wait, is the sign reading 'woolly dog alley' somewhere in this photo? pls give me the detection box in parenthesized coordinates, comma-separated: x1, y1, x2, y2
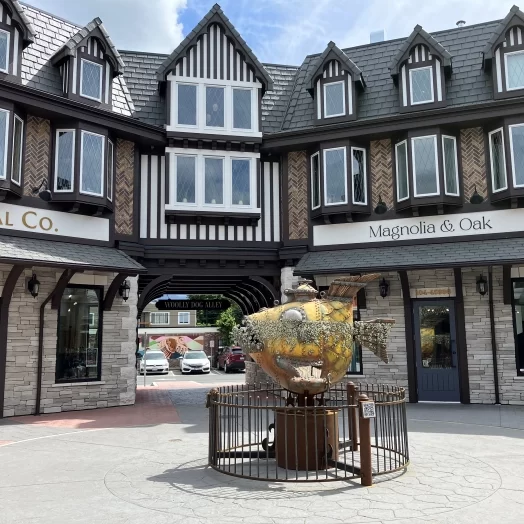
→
(313, 208, 524, 247)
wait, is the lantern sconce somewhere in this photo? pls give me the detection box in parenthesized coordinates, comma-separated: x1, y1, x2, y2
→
(119, 279, 131, 302)
(27, 273, 40, 298)
(379, 278, 389, 299)
(476, 275, 488, 296)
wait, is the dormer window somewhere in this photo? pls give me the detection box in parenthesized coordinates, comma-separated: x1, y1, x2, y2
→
(324, 81, 345, 117)
(80, 59, 103, 102)
(409, 66, 434, 105)
(505, 50, 524, 91)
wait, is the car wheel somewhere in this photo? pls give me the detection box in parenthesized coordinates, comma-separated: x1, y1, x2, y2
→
(224, 363, 228, 373)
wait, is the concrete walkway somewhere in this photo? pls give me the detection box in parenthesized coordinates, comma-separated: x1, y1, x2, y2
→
(0, 384, 523, 524)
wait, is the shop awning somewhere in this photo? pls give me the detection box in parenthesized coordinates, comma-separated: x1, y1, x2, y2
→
(0, 235, 145, 274)
(295, 238, 524, 275)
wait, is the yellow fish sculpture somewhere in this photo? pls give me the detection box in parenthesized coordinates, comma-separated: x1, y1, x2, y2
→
(233, 274, 394, 396)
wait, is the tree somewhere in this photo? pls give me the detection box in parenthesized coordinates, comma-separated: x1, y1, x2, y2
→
(187, 294, 224, 325)
(216, 304, 243, 345)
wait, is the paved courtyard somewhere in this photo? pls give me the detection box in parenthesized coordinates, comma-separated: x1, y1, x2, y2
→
(0, 376, 523, 524)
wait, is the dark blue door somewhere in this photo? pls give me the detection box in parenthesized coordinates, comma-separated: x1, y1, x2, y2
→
(413, 300, 460, 402)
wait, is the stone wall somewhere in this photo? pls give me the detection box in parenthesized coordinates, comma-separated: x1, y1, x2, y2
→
(245, 361, 278, 389)
(3, 268, 138, 417)
(280, 266, 300, 303)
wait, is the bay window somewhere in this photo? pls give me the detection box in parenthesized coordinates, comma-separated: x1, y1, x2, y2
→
(54, 130, 75, 192)
(177, 83, 197, 126)
(351, 147, 367, 205)
(80, 131, 105, 196)
(204, 157, 224, 205)
(0, 103, 25, 196)
(412, 136, 439, 197)
(231, 159, 251, 206)
(324, 147, 347, 205)
(80, 59, 103, 102)
(311, 152, 320, 209)
(396, 140, 409, 201)
(232, 88, 252, 130)
(11, 115, 23, 186)
(489, 128, 507, 193)
(56, 286, 102, 383)
(107, 140, 114, 201)
(206, 86, 225, 128)
(442, 135, 459, 196)
(509, 124, 524, 188)
(0, 108, 8, 180)
(175, 155, 196, 204)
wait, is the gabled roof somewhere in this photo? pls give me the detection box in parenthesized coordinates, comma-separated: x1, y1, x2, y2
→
(156, 3, 274, 91)
(483, 5, 524, 67)
(6, 0, 35, 46)
(304, 41, 365, 93)
(50, 17, 125, 76)
(389, 24, 452, 80)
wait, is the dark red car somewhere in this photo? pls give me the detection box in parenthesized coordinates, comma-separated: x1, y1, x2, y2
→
(217, 347, 246, 373)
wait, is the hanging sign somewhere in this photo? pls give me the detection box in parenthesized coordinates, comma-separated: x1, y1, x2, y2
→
(156, 299, 230, 311)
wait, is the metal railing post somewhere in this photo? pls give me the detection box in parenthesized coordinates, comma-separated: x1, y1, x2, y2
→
(358, 393, 373, 487)
(347, 382, 359, 451)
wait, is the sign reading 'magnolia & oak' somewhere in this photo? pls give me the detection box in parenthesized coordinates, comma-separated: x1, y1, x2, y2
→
(0, 203, 109, 242)
(313, 208, 524, 247)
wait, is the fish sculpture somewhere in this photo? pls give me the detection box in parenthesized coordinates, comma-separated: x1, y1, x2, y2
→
(233, 274, 394, 396)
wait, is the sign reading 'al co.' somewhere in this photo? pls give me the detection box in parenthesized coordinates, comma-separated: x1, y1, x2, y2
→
(0, 203, 109, 242)
(313, 208, 524, 247)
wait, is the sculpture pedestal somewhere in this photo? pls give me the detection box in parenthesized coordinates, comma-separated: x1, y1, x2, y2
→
(275, 408, 339, 471)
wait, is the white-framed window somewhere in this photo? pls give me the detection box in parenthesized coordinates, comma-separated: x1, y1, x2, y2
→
(178, 312, 190, 324)
(509, 123, 524, 188)
(107, 140, 114, 201)
(11, 115, 23, 186)
(206, 85, 225, 128)
(311, 152, 320, 209)
(409, 66, 434, 105)
(396, 140, 409, 201)
(54, 129, 75, 192)
(323, 81, 345, 118)
(80, 59, 103, 102)
(505, 50, 524, 91)
(150, 312, 170, 325)
(351, 147, 367, 205)
(489, 128, 508, 192)
(177, 83, 198, 126)
(167, 149, 259, 212)
(442, 135, 459, 196)
(80, 130, 105, 197)
(0, 109, 8, 180)
(0, 29, 10, 74)
(232, 87, 252, 130)
(411, 135, 440, 197)
(323, 147, 347, 206)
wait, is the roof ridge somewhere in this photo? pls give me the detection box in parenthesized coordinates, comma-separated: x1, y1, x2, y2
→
(262, 62, 300, 69)
(119, 49, 170, 58)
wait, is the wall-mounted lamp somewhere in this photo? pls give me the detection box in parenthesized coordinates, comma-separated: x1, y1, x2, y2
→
(469, 185, 484, 205)
(379, 278, 389, 298)
(374, 195, 388, 215)
(119, 280, 131, 302)
(31, 179, 53, 202)
(27, 273, 40, 298)
(476, 274, 488, 296)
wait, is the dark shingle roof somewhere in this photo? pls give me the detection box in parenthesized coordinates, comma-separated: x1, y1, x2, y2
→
(0, 235, 145, 273)
(10, 0, 35, 44)
(295, 238, 524, 275)
(483, 5, 524, 60)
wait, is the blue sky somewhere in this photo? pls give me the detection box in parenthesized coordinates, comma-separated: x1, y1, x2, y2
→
(24, 0, 516, 65)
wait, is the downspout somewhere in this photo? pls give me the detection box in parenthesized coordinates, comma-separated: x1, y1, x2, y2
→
(488, 266, 501, 405)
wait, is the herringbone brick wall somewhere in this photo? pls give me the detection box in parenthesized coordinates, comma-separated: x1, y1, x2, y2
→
(115, 139, 135, 236)
(288, 151, 308, 240)
(23, 116, 51, 197)
(370, 139, 393, 209)
(461, 127, 487, 202)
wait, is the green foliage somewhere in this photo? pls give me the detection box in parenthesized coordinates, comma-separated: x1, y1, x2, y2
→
(187, 294, 224, 325)
(216, 304, 243, 345)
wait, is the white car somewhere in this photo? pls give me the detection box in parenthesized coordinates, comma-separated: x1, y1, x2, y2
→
(139, 351, 170, 374)
(180, 351, 211, 374)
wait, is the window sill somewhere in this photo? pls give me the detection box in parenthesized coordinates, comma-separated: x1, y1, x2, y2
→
(52, 381, 105, 387)
(165, 208, 261, 226)
(513, 376, 524, 381)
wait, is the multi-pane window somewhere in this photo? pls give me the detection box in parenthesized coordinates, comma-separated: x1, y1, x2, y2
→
(505, 51, 524, 91)
(54, 130, 75, 192)
(233, 88, 252, 130)
(351, 147, 367, 205)
(442, 136, 459, 196)
(80, 59, 103, 102)
(412, 135, 439, 196)
(0, 29, 9, 73)
(80, 131, 105, 196)
(175, 155, 196, 204)
(0, 109, 8, 180)
(409, 66, 434, 105)
(150, 312, 170, 325)
(396, 140, 409, 201)
(56, 286, 101, 383)
(11, 116, 23, 186)
(204, 157, 224, 205)
(178, 312, 190, 324)
(206, 86, 225, 127)
(231, 159, 250, 206)
(324, 81, 345, 117)
(107, 140, 114, 201)
(509, 124, 524, 187)
(512, 279, 524, 376)
(489, 128, 507, 192)
(178, 84, 197, 126)
(323, 147, 347, 205)
(311, 152, 320, 209)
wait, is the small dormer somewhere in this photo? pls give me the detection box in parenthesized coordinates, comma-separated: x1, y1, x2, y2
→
(483, 5, 524, 100)
(389, 25, 452, 112)
(0, 0, 35, 82)
(304, 42, 365, 124)
(51, 18, 125, 109)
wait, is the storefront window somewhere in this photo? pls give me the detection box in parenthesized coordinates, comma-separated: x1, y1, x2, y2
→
(512, 279, 524, 376)
(56, 286, 102, 382)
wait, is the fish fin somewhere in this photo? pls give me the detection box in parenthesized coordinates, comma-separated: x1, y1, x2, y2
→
(353, 319, 395, 364)
(327, 274, 381, 300)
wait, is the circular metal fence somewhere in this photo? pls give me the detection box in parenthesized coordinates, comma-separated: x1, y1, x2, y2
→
(207, 382, 409, 483)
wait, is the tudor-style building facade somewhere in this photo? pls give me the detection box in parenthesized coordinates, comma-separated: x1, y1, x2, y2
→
(2, 2, 524, 417)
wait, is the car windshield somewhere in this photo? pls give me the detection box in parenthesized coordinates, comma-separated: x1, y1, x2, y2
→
(184, 351, 207, 360)
(231, 348, 243, 353)
(145, 353, 165, 360)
